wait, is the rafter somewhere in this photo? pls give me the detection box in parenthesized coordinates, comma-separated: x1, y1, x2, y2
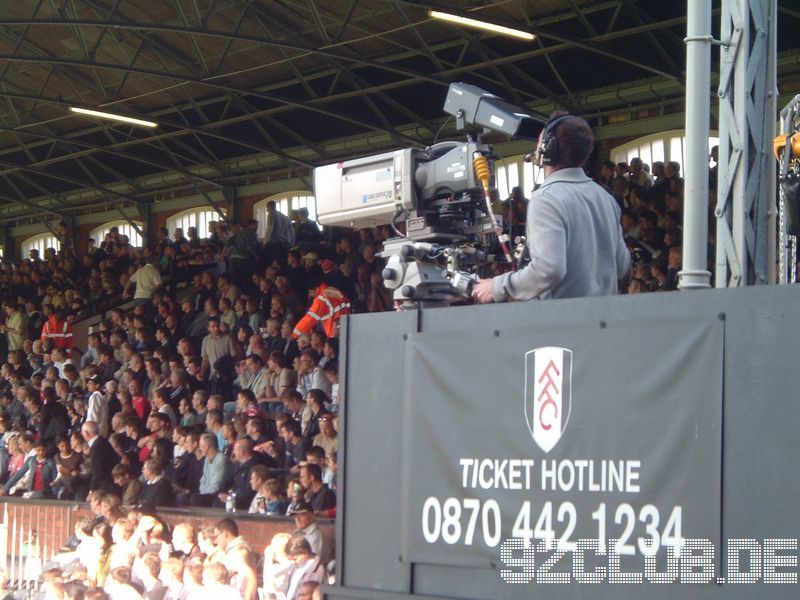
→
(0, 53, 427, 146)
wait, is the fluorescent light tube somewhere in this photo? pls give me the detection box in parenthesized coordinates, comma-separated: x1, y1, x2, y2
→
(69, 106, 158, 128)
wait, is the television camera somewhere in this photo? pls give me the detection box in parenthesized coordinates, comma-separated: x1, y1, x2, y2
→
(313, 82, 547, 307)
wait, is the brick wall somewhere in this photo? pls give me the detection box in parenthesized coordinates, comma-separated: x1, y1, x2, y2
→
(0, 499, 333, 565)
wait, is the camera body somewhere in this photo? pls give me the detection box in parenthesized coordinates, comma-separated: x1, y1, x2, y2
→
(313, 82, 547, 307)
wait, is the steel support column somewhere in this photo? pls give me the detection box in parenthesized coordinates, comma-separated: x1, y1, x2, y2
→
(137, 201, 154, 249)
(225, 186, 239, 224)
(679, 0, 712, 290)
(715, 0, 777, 287)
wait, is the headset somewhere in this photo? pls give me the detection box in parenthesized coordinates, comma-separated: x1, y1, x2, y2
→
(536, 114, 574, 166)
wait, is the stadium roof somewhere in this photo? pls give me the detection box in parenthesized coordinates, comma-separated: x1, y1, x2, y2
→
(0, 0, 798, 223)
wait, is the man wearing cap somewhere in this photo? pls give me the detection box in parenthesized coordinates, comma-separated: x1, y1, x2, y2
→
(289, 501, 334, 566)
(300, 252, 322, 283)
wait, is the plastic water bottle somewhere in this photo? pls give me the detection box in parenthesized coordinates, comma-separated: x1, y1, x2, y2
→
(225, 489, 236, 513)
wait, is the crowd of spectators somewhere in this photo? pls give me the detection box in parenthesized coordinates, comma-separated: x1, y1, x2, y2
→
(0, 208, 392, 598)
(32, 507, 331, 599)
(0, 152, 705, 597)
(593, 154, 713, 293)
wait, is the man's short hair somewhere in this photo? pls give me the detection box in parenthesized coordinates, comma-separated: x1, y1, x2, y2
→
(215, 518, 238, 537)
(554, 115, 594, 168)
(282, 390, 303, 404)
(281, 419, 301, 437)
(302, 463, 323, 482)
(300, 349, 319, 363)
(246, 417, 264, 434)
(111, 464, 130, 478)
(200, 432, 218, 450)
(151, 413, 171, 427)
(306, 446, 325, 462)
(236, 437, 254, 454)
(143, 459, 164, 476)
(251, 465, 270, 482)
(238, 389, 256, 405)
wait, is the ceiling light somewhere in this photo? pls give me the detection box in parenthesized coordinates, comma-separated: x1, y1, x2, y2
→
(69, 106, 158, 128)
(429, 10, 535, 41)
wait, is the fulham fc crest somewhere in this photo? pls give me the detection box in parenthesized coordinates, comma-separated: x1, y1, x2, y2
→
(524, 346, 572, 453)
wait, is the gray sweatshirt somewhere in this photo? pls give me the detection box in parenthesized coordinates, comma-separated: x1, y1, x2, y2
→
(492, 168, 631, 301)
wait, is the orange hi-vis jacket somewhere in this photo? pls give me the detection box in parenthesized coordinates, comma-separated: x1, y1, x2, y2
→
(41, 315, 74, 350)
(293, 285, 351, 339)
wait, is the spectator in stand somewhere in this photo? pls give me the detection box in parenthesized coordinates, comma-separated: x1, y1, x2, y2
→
(112, 464, 142, 505)
(264, 201, 294, 262)
(302, 391, 328, 439)
(83, 421, 117, 495)
(124, 256, 162, 311)
(312, 413, 337, 459)
(234, 353, 268, 402)
(138, 458, 175, 507)
(628, 157, 654, 189)
(271, 537, 325, 599)
(264, 352, 296, 410)
(200, 316, 238, 394)
(215, 438, 266, 510)
(664, 161, 684, 194)
(85, 375, 110, 438)
(299, 463, 335, 517)
(295, 351, 331, 398)
(2, 301, 28, 354)
(191, 432, 231, 507)
(1, 439, 56, 497)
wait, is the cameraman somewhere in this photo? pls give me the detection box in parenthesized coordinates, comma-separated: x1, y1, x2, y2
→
(472, 114, 630, 303)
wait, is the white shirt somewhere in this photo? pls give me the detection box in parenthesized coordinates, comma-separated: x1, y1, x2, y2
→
(130, 263, 163, 300)
(86, 391, 109, 437)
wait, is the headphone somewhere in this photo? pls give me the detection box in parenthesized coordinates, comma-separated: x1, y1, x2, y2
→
(536, 114, 574, 166)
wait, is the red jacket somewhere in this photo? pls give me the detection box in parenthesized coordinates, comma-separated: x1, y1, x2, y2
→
(41, 315, 74, 350)
(293, 285, 351, 339)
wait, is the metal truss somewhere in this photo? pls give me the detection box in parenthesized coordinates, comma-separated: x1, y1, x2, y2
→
(0, 0, 793, 226)
(715, 0, 778, 287)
